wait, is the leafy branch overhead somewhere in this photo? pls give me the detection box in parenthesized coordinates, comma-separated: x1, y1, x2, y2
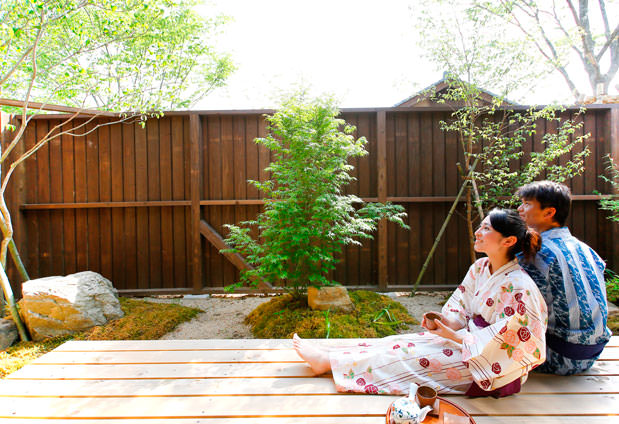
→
(224, 95, 408, 299)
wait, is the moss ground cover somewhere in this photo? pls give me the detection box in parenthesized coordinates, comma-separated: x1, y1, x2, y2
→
(246, 290, 418, 339)
(0, 297, 202, 378)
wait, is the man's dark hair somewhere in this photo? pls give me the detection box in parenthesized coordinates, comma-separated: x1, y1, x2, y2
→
(516, 181, 571, 226)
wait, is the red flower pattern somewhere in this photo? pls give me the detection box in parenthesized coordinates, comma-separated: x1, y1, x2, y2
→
(458, 285, 466, 293)
(517, 302, 526, 315)
(364, 384, 378, 394)
(480, 380, 491, 389)
(356, 377, 366, 386)
(517, 327, 531, 342)
(443, 348, 453, 357)
(392, 344, 400, 349)
(486, 298, 494, 307)
(407, 342, 415, 347)
(514, 292, 523, 302)
(499, 326, 508, 334)
(504, 306, 515, 316)
(491, 362, 501, 374)
(419, 358, 430, 368)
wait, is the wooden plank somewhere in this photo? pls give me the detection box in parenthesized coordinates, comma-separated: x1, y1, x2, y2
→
(110, 120, 125, 288)
(48, 119, 64, 276)
(473, 418, 619, 424)
(85, 121, 101, 273)
(99, 120, 113, 279)
(35, 119, 52, 276)
(377, 111, 387, 288)
(6, 362, 314, 379)
(135, 121, 150, 289)
(221, 115, 236, 286)
(122, 122, 138, 289)
(3, 372, 617, 397)
(147, 118, 162, 288)
(61, 119, 77, 275)
(433, 112, 446, 285)
(446, 394, 619, 416)
(73, 119, 88, 272)
(232, 116, 247, 283)
(207, 116, 223, 288)
(358, 113, 373, 284)
(159, 117, 174, 289)
(0, 393, 617, 419)
(23, 122, 40, 277)
(0, 419, 384, 424)
(189, 114, 202, 292)
(171, 116, 187, 288)
(0, 395, 396, 419)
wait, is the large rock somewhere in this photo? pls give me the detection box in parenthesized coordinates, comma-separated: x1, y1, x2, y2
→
(0, 318, 18, 350)
(19, 271, 124, 341)
(307, 286, 354, 313)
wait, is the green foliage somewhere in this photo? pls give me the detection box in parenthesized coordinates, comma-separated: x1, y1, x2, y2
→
(598, 156, 619, 222)
(224, 95, 408, 298)
(1, 0, 234, 112)
(245, 290, 417, 339)
(435, 75, 589, 212)
(606, 269, 619, 304)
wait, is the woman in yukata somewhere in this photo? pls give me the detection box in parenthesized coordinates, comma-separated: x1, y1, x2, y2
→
(293, 208, 548, 397)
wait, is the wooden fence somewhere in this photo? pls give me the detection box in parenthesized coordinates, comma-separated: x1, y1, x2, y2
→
(1, 105, 618, 297)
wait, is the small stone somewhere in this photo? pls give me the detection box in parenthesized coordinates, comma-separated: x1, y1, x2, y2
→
(0, 318, 18, 350)
(307, 286, 354, 313)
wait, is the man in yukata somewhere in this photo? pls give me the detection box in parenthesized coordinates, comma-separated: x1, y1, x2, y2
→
(516, 180, 611, 375)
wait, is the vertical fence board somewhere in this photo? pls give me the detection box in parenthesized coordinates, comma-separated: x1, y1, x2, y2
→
(134, 124, 149, 289)
(49, 120, 64, 276)
(36, 120, 52, 276)
(159, 117, 174, 289)
(122, 122, 137, 290)
(99, 122, 112, 280)
(110, 121, 124, 289)
(147, 119, 162, 289)
(171, 116, 187, 288)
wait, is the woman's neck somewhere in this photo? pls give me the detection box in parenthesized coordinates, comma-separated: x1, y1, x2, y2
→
(486, 254, 512, 275)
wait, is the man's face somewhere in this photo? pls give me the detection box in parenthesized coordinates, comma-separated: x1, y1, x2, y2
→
(517, 197, 556, 232)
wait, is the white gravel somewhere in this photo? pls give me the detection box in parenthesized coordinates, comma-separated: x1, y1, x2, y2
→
(143, 291, 452, 340)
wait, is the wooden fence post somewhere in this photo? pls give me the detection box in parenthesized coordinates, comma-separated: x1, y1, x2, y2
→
(377, 110, 388, 289)
(610, 106, 619, 270)
(189, 114, 202, 293)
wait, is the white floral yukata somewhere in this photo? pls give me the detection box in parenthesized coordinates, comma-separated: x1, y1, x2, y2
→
(329, 258, 548, 395)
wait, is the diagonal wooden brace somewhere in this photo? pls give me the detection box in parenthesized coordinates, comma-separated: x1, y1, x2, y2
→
(199, 219, 272, 290)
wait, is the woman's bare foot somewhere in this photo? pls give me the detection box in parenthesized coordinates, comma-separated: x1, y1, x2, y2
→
(292, 333, 331, 375)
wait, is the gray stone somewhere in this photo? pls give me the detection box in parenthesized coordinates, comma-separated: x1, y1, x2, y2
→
(0, 318, 18, 350)
(19, 271, 124, 341)
(307, 286, 354, 313)
(608, 301, 619, 318)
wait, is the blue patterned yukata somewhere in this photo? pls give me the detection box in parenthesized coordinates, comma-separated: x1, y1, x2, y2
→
(518, 227, 611, 375)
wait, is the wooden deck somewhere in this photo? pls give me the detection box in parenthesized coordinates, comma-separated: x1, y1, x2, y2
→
(0, 337, 617, 423)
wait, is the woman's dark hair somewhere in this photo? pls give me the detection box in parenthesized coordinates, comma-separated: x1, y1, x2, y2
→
(488, 208, 541, 262)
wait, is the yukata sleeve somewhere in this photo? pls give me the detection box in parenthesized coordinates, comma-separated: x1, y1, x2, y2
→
(441, 262, 479, 329)
(460, 278, 548, 391)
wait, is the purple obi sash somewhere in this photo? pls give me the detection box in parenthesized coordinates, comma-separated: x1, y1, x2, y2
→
(464, 314, 522, 398)
(546, 333, 607, 361)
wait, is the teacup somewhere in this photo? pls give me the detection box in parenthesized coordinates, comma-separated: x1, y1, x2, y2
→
(416, 385, 437, 409)
(423, 312, 442, 330)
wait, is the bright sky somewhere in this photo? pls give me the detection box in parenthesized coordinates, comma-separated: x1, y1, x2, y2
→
(196, 0, 617, 110)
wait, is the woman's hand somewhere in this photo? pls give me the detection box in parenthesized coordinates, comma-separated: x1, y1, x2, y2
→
(428, 319, 463, 344)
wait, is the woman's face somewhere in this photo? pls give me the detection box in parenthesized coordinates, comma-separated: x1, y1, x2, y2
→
(474, 216, 507, 255)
